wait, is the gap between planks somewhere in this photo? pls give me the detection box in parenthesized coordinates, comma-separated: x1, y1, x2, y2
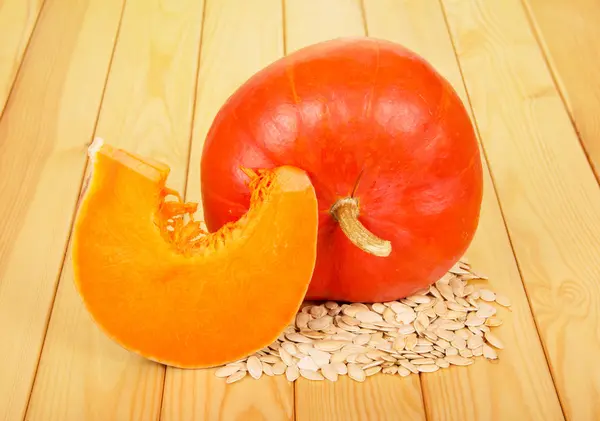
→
(518, 0, 600, 185)
(436, 0, 565, 413)
(0, 0, 46, 119)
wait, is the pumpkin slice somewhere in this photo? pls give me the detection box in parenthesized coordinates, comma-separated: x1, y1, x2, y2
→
(72, 140, 319, 368)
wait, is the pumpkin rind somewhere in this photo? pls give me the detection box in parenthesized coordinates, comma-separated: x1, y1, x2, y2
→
(72, 142, 319, 368)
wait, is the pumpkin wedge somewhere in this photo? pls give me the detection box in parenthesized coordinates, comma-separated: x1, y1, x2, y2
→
(72, 140, 319, 368)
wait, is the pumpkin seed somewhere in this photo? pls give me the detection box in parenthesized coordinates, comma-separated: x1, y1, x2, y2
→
(343, 303, 369, 317)
(383, 366, 398, 375)
(406, 334, 418, 351)
(371, 303, 387, 314)
(356, 310, 384, 323)
(398, 366, 411, 377)
(393, 335, 407, 351)
(445, 347, 459, 356)
(412, 358, 435, 365)
(308, 316, 332, 330)
(325, 301, 338, 310)
(262, 363, 274, 376)
(260, 355, 281, 364)
(398, 325, 416, 335)
(332, 361, 348, 375)
(296, 313, 310, 329)
(465, 314, 485, 327)
(407, 294, 431, 304)
(216, 365, 241, 378)
(444, 355, 474, 366)
(485, 332, 504, 349)
(297, 343, 314, 355)
(479, 289, 496, 302)
(476, 302, 497, 319)
(321, 364, 339, 381)
(451, 337, 467, 351)
(467, 335, 484, 350)
(226, 370, 247, 383)
(483, 344, 498, 360)
(356, 354, 373, 364)
(282, 342, 298, 356)
(310, 305, 328, 318)
(459, 349, 473, 358)
(286, 365, 300, 381)
(247, 356, 263, 379)
(435, 358, 450, 368)
(348, 364, 366, 382)
(399, 360, 419, 374)
(391, 302, 413, 314)
(300, 369, 324, 381)
(495, 294, 511, 307)
(485, 317, 503, 327)
(417, 364, 440, 373)
(365, 366, 382, 376)
(272, 362, 286, 375)
(286, 332, 313, 343)
(308, 348, 331, 366)
(314, 340, 347, 352)
(363, 360, 384, 370)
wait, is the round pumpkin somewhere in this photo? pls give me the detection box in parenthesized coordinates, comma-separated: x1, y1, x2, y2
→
(200, 37, 483, 303)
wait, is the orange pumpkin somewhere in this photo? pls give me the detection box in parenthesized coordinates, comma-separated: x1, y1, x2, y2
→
(72, 140, 319, 368)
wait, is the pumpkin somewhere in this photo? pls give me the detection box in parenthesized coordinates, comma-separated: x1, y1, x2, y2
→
(72, 140, 319, 368)
(200, 37, 483, 303)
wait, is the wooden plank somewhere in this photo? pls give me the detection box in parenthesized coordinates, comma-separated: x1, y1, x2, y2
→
(296, 376, 425, 421)
(0, 0, 44, 116)
(523, 0, 600, 177)
(363, 1, 564, 420)
(441, 0, 600, 420)
(160, 1, 293, 419)
(284, 1, 426, 420)
(0, 0, 123, 419)
(284, 0, 364, 54)
(24, 0, 204, 419)
(163, 369, 294, 421)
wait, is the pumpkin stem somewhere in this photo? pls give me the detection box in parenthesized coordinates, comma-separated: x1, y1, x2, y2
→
(330, 197, 392, 257)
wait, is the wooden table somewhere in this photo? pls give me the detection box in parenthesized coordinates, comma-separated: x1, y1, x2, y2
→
(1, 0, 599, 420)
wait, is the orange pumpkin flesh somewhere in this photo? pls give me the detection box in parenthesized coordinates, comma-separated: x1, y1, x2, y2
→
(72, 142, 319, 368)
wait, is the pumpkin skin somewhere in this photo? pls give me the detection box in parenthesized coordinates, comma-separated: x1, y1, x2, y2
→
(200, 37, 483, 303)
(73, 141, 319, 368)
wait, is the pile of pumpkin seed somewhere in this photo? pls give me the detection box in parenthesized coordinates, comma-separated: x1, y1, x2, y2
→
(216, 259, 510, 383)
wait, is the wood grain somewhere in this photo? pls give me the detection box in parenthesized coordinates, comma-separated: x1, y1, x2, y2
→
(296, 375, 425, 421)
(441, 0, 600, 419)
(25, 0, 204, 419)
(284, 0, 364, 54)
(0, 0, 44, 116)
(523, 0, 600, 178)
(364, 1, 564, 419)
(163, 368, 294, 421)
(284, 1, 427, 419)
(0, 0, 123, 419)
(160, 1, 293, 419)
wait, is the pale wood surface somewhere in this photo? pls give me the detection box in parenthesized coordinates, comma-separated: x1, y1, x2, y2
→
(0, 0, 123, 419)
(524, 0, 600, 177)
(442, 0, 600, 420)
(25, 0, 202, 419)
(0, 0, 598, 420)
(0, 0, 44, 116)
